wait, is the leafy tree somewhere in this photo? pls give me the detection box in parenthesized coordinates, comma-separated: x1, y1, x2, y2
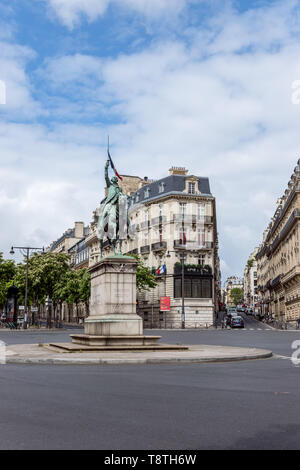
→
(132, 254, 157, 291)
(230, 287, 244, 306)
(0, 253, 16, 309)
(78, 268, 91, 313)
(14, 252, 70, 325)
(247, 258, 254, 268)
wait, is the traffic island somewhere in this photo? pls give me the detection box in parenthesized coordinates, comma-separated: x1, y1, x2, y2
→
(5, 343, 273, 365)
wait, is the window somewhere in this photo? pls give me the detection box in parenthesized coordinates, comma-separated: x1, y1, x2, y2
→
(188, 182, 195, 194)
(179, 203, 186, 215)
(144, 188, 150, 198)
(179, 227, 186, 245)
(159, 182, 165, 193)
(198, 254, 205, 266)
(136, 193, 140, 202)
(174, 278, 212, 298)
(159, 204, 163, 217)
(198, 204, 205, 221)
(197, 228, 206, 247)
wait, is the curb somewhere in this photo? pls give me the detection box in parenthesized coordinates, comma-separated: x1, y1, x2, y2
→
(5, 351, 273, 365)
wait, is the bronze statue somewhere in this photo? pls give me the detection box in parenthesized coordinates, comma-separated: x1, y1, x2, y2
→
(97, 159, 130, 257)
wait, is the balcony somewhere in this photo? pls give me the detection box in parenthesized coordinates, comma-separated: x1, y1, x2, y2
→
(140, 245, 150, 255)
(151, 241, 167, 251)
(151, 216, 167, 226)
(174, 264, 212, 276)
(127, 248, 138, 255)
(173, 240, 213, 250)
(173, 214, 213, 224)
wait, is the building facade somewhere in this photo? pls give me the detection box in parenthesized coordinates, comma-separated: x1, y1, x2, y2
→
(243, 247, 258, 309)
(256, 160, 300, 325)
(224, 276, 244, 307)
(86, 166, 220, 328)
(48, 221, 89, 255)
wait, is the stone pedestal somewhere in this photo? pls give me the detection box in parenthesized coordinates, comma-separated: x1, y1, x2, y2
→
(71, 256, 161, 347)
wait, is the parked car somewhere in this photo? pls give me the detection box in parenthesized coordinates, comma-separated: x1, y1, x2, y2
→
(230, 316, 244, 328)
(225, 312, 238, 326)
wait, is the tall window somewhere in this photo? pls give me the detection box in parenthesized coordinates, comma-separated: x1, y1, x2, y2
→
(179, 226, 186, 245)
(198, 204, 205, 221)
(159, 204, 163, 217)
(188, 182, 195, 194)
(197, 228, 206, 247)
(179, 203, 186, 216)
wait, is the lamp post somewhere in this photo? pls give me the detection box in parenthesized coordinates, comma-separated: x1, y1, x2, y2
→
(10, 245, 44, 329)
(167, 249, 186, 329)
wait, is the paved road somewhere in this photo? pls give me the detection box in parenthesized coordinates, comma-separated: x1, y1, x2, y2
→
(0, 316, 299, 450)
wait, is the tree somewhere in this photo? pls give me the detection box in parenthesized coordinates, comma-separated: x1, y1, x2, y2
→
(0, 253, 16, 310)
(230, 287, 244, 306)
(54, 268, 91, 321)
(132, 255, 157, 291)
(14, 252, 70, 325)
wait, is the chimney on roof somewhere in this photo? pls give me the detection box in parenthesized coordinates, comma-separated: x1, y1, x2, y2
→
(169, 167, 188, 176)
(75, 221, 84, 239)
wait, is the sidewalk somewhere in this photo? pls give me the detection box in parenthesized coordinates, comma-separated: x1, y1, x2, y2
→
(4, 343, 272, 365)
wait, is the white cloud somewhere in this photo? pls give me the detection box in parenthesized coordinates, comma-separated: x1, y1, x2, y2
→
(3, 0, 300, 281)
(0, 41, 41, 118)
(46, 0, 188, 28)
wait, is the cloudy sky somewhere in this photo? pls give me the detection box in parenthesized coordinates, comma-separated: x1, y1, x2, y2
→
(1, 0, 300, 280)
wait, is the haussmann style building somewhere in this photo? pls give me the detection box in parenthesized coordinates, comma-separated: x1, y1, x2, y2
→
(86, 166, 221, 328)
(256, 159, 300, 325)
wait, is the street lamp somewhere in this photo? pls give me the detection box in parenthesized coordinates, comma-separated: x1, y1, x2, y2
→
(10, 245, 44, 329)
(167, 249, 186, 329)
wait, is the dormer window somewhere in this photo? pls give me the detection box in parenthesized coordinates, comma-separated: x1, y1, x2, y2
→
(144, 187, 150, 198)
(136, 192, 140, 203)
(159, 182, 165, 193)
(188, 182, 196, 194)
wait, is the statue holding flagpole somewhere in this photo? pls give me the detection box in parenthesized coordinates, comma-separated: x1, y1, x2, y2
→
(97, 138, 131, 257)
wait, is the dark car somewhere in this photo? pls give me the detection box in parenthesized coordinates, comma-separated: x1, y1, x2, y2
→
(225, 312, 238, 327)
(230, 315, 244, 328)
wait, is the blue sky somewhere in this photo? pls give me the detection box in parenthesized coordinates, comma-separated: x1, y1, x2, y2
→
(1, 0, 300, 281)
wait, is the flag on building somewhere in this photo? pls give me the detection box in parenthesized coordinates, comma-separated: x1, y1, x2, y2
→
(156, 264, 166, 275)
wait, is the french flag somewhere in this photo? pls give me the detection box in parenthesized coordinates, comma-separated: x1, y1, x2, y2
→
(156, 264, 166, 275)
(107, 148, 123, 181)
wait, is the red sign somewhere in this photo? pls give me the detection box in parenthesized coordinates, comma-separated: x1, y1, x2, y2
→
(160, 297, 170, 311)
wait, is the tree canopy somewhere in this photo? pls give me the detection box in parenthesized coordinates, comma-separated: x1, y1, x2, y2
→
(0, 253, 16, 307)
(132, 254, 157, 291)
(230, 287, 244, 306)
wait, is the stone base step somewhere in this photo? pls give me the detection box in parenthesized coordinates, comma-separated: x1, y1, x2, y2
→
(48, 342, 189, 352)
(70, 334, 162, 346)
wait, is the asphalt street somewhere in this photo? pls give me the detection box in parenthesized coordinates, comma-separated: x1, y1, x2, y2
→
(0, 314, 299, 450)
